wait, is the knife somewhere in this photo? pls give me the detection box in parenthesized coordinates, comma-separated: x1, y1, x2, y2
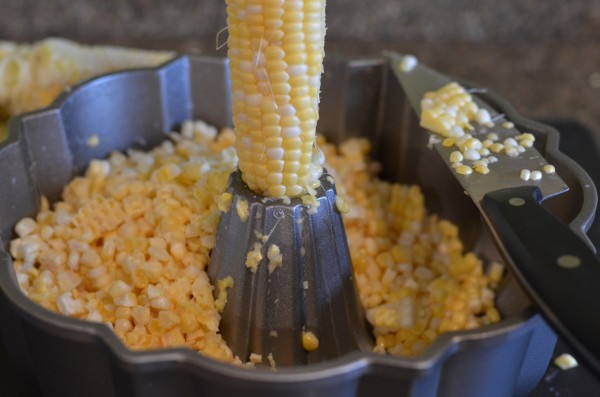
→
(387, 51, 600, 374)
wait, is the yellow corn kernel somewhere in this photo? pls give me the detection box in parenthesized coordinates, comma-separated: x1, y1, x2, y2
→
(442, 138, 455, 147)
(449, 151, 463, 163)
(519, 139, 534, 148)
(245, 242, 263, 273)
(473, 163, 490, 175)
(420, 82, 477, 136)
(236, 198, 249, 222)
(180, 311, 200, 334)
(267, 244, 283, 274)
(455, 165, 473, 175)
(217, 192, 233, 212)
(115, 306, 132, 320)
(516, 132, 535, 141)
(302, 330, 319, 351)
(80, 249, 101, 267)
(141, 261, 163, 283)
(301, 193, 320, 214)
(249, 353, 263, 364)
(487, 262, 504, 286)
(131, 305, 151, 326)
(554, 353, 579, 370)
(214, 276, 234, 312)
(158, 310, 180, 329)
(486, 307, 501, 323)
(335, 195, 350, 214)
(226, 0, 326, 197)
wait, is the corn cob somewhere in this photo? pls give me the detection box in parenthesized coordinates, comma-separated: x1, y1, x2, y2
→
(226, 0, 326, 198)
(0, 38, 175, 117)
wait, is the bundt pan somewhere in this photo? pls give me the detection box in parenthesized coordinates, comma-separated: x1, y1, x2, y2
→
(0, 54, 595, 397)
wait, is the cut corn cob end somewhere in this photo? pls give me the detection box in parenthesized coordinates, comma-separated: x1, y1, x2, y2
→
(226, 0, 326, 198)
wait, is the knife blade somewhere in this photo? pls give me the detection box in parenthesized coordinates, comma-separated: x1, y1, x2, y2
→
(387, 51, 600, 375)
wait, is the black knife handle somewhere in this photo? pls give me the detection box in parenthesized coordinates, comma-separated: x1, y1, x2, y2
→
(481, 186, 600, 374)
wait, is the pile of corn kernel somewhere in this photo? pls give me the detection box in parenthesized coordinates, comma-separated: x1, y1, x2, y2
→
(319, 136, 503, 356)
(11, 121, 241, 364)
(420, 82, 558, 180)
(11, 120, 504, 362)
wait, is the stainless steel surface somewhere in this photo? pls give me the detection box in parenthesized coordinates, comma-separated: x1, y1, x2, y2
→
(387, 51, 569, 204)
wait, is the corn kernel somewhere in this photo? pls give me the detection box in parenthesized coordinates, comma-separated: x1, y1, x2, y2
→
(131, 306, 151, 326)
(301, 330, 319, 351)
(554, 353, 578, 370)
(455, 165, 473, 175)
(217, 192, 234, 213)
(15, 218, 37, 237)
(543, 164, 556, 174)
(236, 199, 250, 222)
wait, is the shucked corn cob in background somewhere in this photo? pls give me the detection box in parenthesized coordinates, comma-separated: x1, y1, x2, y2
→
(0, 38, 175, 140)
(226, 0, 326, 198)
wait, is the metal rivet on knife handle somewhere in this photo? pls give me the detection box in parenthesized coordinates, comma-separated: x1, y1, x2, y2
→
(508, 198, 526, 207)
(556, 255, 582, 269)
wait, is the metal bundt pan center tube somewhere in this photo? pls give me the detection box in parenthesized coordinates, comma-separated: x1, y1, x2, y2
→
(0, 54, 596, 397)
(208, 168, 374, 365)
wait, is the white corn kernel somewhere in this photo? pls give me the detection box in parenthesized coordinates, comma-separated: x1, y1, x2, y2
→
(56, 292, 85, 315)
(505, 147, 519, 157)
(475, 109, 492, 125)
(15, 218, 37, 237)
(530, 170, 542, 181)
(463, 149, 481, 161)
(448, 126, 465, 137)
(399, 54, 418, 73)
